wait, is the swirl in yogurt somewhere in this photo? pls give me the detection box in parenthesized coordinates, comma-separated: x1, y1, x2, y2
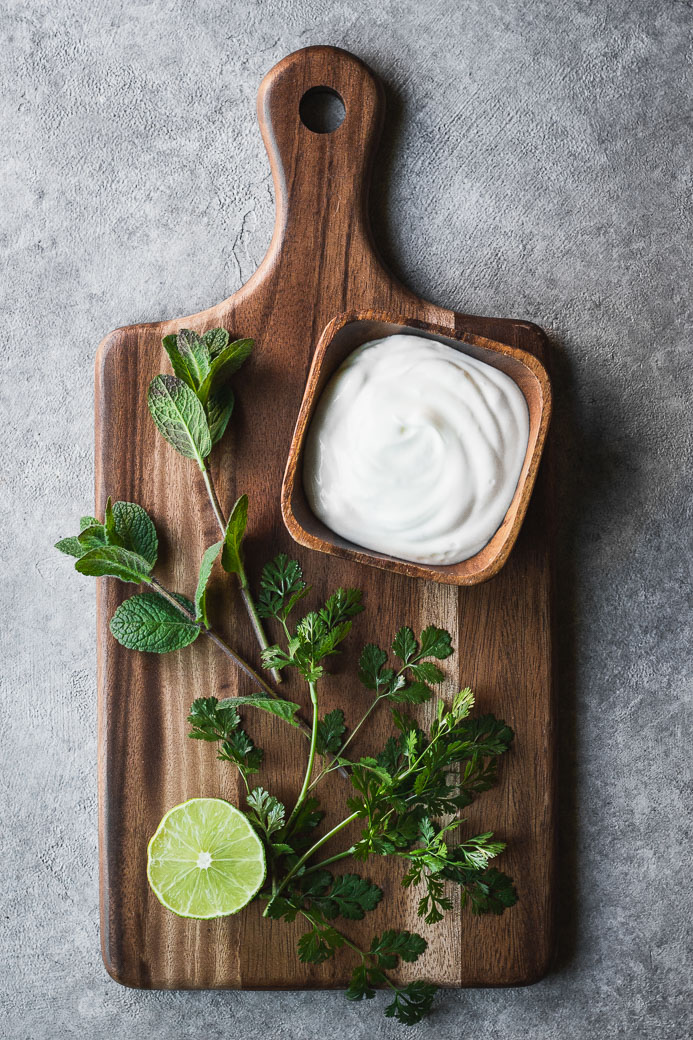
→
(303, 334, 530, 565)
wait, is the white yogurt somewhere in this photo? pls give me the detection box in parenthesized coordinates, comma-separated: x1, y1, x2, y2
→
(303, 334, 530, 565)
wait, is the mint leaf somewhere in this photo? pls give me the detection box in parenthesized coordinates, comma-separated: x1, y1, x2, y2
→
(221, 494, 248, 575)
(110, 591, 199, 652)
(392, 627, 418, 665)
(195, 541, 223, 625)
(147, 374, 212, 464)
(75, 545, 153, 583)
(111, 501, 158, 565)
(418, 626, 453, 660)
(220, 694, 302, 727)
(104, 497, 118, 543)
(316, 709, 346, 755)
(197, 338, 253, 405)
(176, 328, 211, 389)
(55, 536, 86, 558)
(77, 524, 107, 552)
(162, 333, 201, 392)
(80, 516, 99, 531)
(206, 384, 235, 445)
(202, 327, 229, 358)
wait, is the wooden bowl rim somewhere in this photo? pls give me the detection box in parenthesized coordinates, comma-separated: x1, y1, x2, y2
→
(281, 309, 552, 585)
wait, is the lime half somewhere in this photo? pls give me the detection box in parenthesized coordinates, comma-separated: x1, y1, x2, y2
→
(147, 797, 265, 919)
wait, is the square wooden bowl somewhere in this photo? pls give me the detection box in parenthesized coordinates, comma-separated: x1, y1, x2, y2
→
(281, 311, 552, 585)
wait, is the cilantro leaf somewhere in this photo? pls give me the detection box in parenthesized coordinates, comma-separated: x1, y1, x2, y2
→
(187, 695, 239, 741)
(389, 680, 433, 704)
(418, 625, 453, 660)
(297, 923, 344, 963)
(385, 982, 438, 1025)
(218, 728, 263, 775)
(392, 626, 418, 665)
(409, 661, 445, 684)
(358, 644, 388, 690)
(316, 709, 346, 756)
(319, 587, 364, 628)
(370, 930, 427, 966)
(327, 874, 383, 920)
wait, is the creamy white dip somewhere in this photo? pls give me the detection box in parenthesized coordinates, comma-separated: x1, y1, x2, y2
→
(303, 334, 530, 565)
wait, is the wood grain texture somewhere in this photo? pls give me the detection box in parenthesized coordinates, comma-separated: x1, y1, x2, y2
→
(95, 45, 555, 990)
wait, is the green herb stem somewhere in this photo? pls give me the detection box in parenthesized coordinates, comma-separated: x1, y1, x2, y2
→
(199, 464, 281, 684)
(266, 810, 361, 912)
(149, 577, 349, 774)
(284, 681, 320, 834)
(149, 576, 277, 700)
(200, 463, 227, 533)
(309, 694, 386, 791)
(301, 846, 357, 874)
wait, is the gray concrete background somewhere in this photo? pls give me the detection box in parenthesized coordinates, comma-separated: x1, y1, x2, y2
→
(1, 0, 691, 1037)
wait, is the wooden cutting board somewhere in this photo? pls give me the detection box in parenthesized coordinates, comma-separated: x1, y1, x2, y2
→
(95, 45, 555, 990)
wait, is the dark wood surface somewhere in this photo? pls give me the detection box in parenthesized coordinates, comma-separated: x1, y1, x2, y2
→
(95, 45, 555, 990)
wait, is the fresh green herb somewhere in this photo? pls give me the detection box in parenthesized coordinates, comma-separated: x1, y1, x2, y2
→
(110, 591, 200, 652)
(147, 328, 280, 681)
(56, 327, 518, 1025)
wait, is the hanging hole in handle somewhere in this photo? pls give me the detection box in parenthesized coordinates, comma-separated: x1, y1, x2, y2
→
(299, 87, 346, 134)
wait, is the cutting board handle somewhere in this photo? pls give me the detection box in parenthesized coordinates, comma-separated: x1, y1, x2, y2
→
(256, 46, 386, 277)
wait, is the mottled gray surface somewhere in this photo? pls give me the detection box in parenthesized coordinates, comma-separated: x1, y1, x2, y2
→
(1, 0, 691, 1037)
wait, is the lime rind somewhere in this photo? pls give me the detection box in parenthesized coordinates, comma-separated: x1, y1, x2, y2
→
(147, 797, 266, 919)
